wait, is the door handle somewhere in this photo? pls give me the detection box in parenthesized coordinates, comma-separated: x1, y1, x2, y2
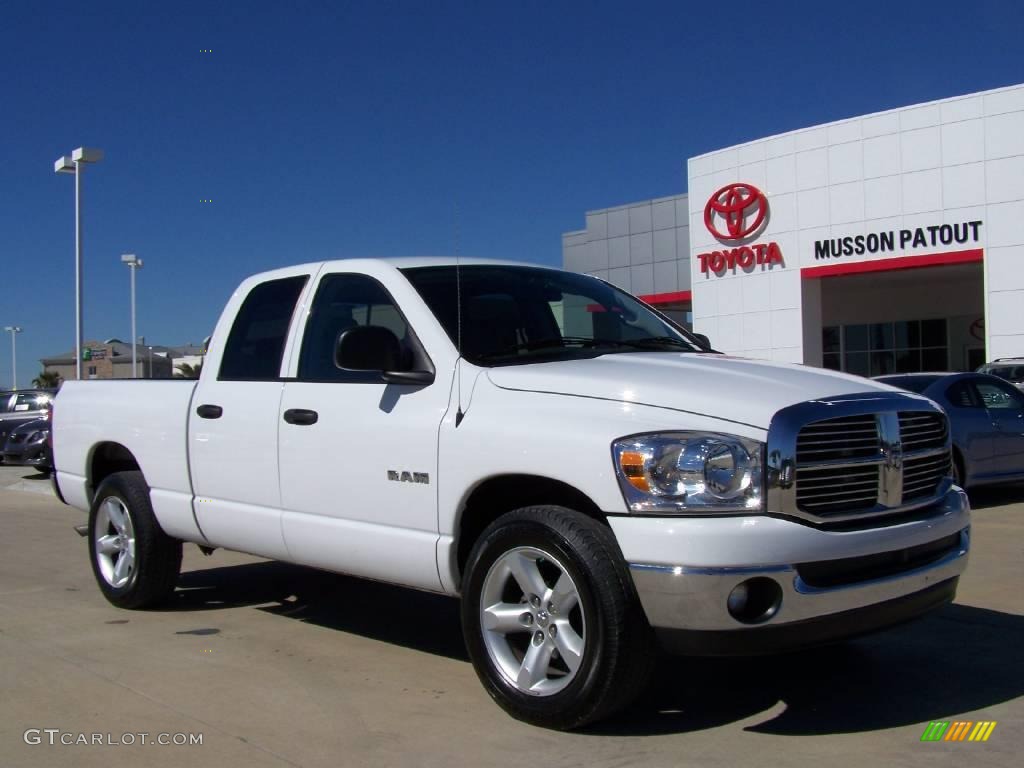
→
(283, 408, 318, 426)
(196, 404, 223, 419)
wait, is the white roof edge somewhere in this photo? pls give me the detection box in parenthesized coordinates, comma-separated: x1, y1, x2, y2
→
(577, 191, 688, 217)
(688, 81, 1024, 162)
(243, 256, 566, 284)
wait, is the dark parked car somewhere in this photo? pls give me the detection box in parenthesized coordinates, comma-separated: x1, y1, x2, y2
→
(1, 415, 51, 473)
(0, 390, 55, 461)
(875, 372, 1024, 488)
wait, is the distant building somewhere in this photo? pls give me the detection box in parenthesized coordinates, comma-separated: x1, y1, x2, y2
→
(40, 339, 206, 381)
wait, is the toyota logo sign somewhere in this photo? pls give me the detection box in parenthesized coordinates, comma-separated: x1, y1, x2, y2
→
(697, 181, 784, 277)
(704, 183, 767, 242)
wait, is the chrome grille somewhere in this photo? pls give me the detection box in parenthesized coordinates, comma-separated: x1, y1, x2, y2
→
(903, 452, 950, 501)
(769, 394, 954, 526)
(795, 464, 879, 514)
(795, 414, 879, 463)
(898, 412, 947, 452)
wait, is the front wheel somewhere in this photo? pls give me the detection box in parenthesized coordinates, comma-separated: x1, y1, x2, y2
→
(461, 506, 653, 729)
(88, 471, 182, 609)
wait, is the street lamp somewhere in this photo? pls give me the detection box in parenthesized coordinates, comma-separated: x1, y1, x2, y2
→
(3, 326, 21, 389)
(54, 147, 104, 380)
(120, 254, 143, 378)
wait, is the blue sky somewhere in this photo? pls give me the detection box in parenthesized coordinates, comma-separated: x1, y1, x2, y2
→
(2, 0, 1023, 387)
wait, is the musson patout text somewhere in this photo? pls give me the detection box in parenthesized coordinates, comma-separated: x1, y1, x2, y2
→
(814, 220, 983, 260)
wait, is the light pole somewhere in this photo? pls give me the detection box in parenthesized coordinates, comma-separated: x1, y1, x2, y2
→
(54, 147, 104, 380)
(120, 254, 143, 378)
(3, 326, 21, 389)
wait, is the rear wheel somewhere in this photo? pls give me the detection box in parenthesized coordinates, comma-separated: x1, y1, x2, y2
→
(461, 505, 653, 729)
(88, 471, 182, 609)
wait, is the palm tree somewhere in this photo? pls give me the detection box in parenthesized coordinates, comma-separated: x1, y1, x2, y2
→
(175, 361, 203, 379)
(32, 371, 61, 389)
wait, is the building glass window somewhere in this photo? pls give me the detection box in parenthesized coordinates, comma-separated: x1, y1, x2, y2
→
(822, 319, 948, 377)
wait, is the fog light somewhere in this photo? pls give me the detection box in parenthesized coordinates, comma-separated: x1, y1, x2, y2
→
(727, 577, 782, 624)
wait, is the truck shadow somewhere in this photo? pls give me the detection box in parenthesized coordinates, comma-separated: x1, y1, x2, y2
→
(170, 561, 467, 661)
(589, 603, 1024, 736)
(170, 560, 1023, 736)
(966, 482, 1024, 510)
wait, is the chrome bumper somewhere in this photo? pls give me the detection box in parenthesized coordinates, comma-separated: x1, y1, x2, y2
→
(625, 488, 970, 634)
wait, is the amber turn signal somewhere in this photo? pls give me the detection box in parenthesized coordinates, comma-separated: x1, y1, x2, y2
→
(618, 450, 650, 492)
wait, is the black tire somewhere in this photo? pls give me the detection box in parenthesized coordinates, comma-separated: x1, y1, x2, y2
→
(88, 471, 182, 609)
(461, 505, 653, 730)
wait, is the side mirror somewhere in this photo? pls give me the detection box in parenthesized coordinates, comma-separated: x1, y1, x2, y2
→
(692, 333, 712, 351)
(335, 326, 434, 385)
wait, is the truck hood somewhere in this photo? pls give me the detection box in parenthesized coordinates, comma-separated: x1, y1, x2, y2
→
(486, 353, 898, 430)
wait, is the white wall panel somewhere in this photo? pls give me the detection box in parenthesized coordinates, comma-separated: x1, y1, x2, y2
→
(796, 148, 828, 189)
(984, 110, 1024, 159)
(941, 119, 985, 166)
(864, 175, 902, 220)
(901, 126, 942, 172)
(985, 156, 1024, 204)
(942, 162, 986, 209)
(863, 133, 900, 178)
(828, 141, 862, 183)
(901, 169, 943, 214)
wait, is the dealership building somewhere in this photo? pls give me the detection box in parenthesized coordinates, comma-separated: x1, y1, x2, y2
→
(563, 82, 1024, 374)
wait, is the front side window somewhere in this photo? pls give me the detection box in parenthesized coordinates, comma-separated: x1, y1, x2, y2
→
(402, 265, 701, 366)
(219, 276, 308, 381)
(298, 273, 414, 381)
(974, 379, 1024, 410)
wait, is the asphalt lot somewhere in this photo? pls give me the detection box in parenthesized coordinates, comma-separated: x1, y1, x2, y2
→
(0, 465, 1021, 768)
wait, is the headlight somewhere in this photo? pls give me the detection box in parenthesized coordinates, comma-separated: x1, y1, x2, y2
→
(26, 432, 44, 444)
(612, 432, 763, 513)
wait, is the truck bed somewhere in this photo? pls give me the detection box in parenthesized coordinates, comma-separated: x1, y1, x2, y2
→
(54, 380, 201, 541)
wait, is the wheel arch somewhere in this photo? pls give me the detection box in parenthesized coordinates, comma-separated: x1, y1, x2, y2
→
(951, 443, 967, 486)
(87, 442, 142, 502)
(453, 474, 607, 588)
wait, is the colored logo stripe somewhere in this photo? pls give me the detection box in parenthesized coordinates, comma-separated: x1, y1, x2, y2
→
(945, 721, 967, 741)
(969, 722, 997, 742)
(921, 720, 997, 742)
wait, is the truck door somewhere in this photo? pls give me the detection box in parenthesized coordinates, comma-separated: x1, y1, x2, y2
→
(278, 270, 452, 591)
(188, 270, 311, 559)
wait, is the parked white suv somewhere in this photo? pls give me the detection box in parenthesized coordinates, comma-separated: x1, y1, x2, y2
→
(52, 258, 970, 728)
(976, 358, 1024, 392)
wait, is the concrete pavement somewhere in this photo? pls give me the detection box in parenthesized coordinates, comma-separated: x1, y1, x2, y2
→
(0, 465, 1021, 767)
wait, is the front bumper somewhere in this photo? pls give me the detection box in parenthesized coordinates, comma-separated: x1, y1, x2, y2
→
(2, 442, 50, 469)
(611, 487, 969, 653)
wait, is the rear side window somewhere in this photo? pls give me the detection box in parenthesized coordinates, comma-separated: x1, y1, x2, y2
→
(946, 381, 980, 408)
(219, 276, 308, 381)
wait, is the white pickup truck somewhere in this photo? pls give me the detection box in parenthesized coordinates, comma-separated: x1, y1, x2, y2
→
(53, 258, 970, 729)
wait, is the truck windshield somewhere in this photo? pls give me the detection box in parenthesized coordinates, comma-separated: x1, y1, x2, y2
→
(402, 265, 703, 366)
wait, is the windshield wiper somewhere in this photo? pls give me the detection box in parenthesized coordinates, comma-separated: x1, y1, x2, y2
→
(615, 336, 697, 351)
(478, 335, 696, 359)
